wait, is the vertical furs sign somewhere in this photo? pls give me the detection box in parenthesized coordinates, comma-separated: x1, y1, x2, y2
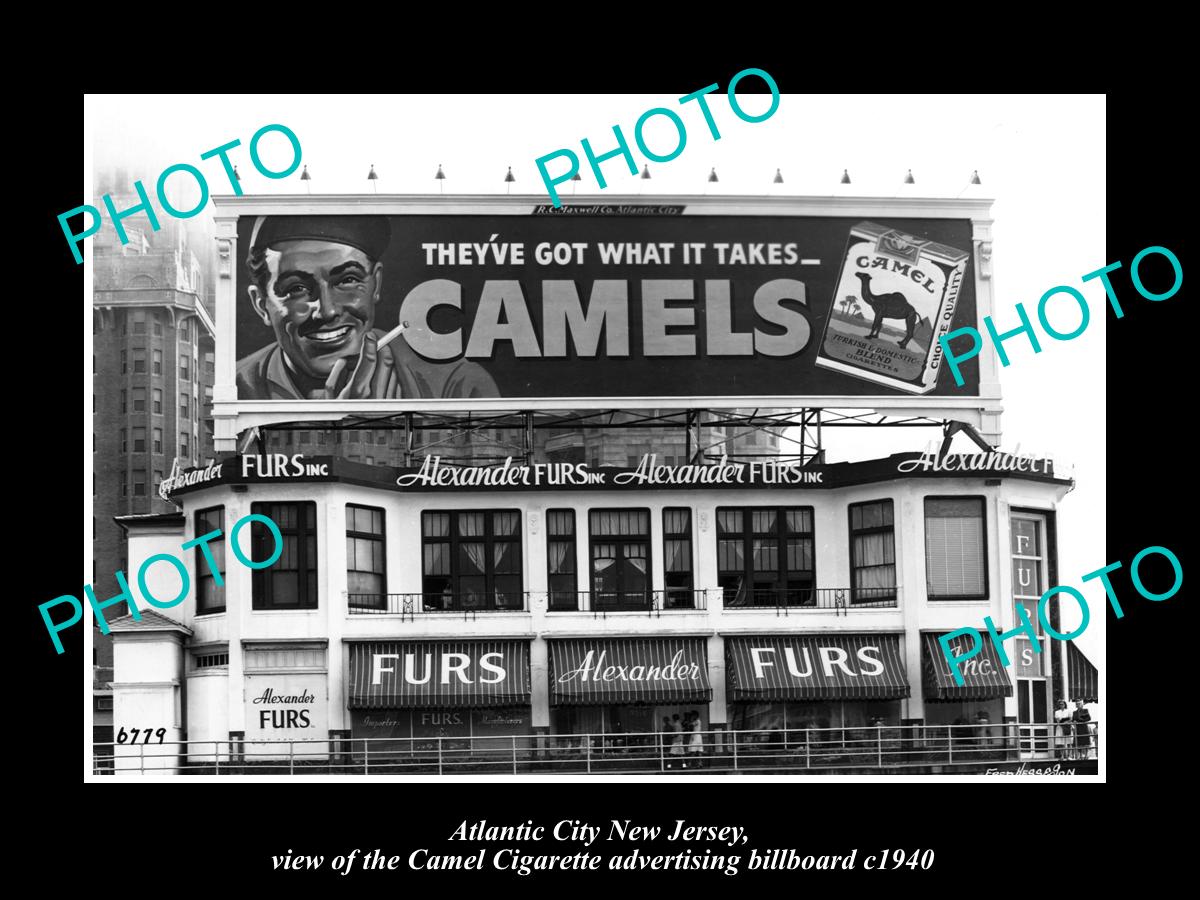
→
(233, 213, 981, 402)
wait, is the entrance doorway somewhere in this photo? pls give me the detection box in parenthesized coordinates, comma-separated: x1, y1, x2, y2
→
(1017, 678, 1050, 758)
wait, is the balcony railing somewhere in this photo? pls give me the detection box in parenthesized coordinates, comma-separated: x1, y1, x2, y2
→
(92, 722, 1098, 776)
(723, 586, 897, 612)
(548, 589, 710, 616)
(348, 592, 531, 618)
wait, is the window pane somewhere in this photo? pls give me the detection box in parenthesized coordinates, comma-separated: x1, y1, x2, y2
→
(423, 512, 450, 538)
(493, 541, 519, 573)
(548, 510, 574, 536)
(752, 540, 777, 572)
(786, 509, 812, 533)
(665, 539, 691, 573)
(784, 539, 807, 571)
(458, 512, 485, 537)
(927, 498, 984, 518)
(752, 510, 776, 534)
(926, 513, 985, 596)
(424, 542, 450, 576)
(493, 511, 519, 536)
(664, 508, 690, 535)
(718, 539, 743, 573)
(458, 542, 486, 575)
(717, 510, 742, 535)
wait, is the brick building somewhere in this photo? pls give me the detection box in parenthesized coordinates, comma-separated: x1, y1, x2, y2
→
(91, 169, 217, 757)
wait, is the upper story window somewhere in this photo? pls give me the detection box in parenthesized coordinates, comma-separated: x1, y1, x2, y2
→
(924, 497, 987, 601)
(194, 506, 226, 615)
(589, 509, 650, 610)
(546, 509, 577, 611)
(717, 507, 814, 607)
(663, 508, 694, 608)
(421, 510, 523, 611)
(849, 499, 897, 604)
(346, 504, 386, 610)
(250, 502, 318, 610)
(132, 310, 146, 334)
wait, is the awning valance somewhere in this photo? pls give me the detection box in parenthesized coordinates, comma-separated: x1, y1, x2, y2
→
(1067, 642, 1098, 703)
(549, 638, 711, 706)
(726, 634, 910, 701)
(347, 640, 530, 709)
(921, 632, 1013, 701)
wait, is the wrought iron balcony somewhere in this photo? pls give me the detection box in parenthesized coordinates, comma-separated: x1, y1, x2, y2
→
(348, 591, 531, 618)
(547, 589, 710, 616)
(722, 585, 898, 613)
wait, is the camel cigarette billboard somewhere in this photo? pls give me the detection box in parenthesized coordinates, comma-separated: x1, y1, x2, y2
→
(229, 206, 982, 403)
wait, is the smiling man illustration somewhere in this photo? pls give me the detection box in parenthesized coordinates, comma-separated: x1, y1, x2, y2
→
(236, 215, 499, 400)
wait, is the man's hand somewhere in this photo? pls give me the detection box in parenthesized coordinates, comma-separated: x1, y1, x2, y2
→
(315, 333, 398, 399)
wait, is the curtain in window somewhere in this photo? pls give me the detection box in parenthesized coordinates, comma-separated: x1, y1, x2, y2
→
(548, 541, 570, 573)
(664, 539, 688, 572)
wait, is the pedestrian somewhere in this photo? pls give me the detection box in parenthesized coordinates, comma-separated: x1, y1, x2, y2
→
(686, 711, 704, 768)
(1054, 700, 1073, 759)
(1072, 700, 1092, 759)
(669, 713, 685, 768)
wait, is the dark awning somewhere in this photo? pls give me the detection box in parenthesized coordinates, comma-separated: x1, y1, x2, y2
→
(726, 634, 910, 701)
(1067, 642, 1098, 703)
(549, 638, 711, 706)
(922, 632, 1013, 701)
(347, 640, 530, 709)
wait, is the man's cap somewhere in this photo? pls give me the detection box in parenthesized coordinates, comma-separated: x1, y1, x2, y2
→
(248, 215, 391, 260)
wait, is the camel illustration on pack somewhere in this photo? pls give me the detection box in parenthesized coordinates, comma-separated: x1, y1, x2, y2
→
(855, 272, 919, 348)
(817, 220, 970, 394)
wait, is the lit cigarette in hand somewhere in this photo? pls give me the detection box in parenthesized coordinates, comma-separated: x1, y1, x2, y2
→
(326, 321, 409, 390)
(376, 319, 409, 351)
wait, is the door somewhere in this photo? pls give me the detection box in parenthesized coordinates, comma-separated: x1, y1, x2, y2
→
(1017, 678, 1050, 758)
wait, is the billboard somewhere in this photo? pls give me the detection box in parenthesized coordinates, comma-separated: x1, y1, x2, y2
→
(231, 208, 981, 403)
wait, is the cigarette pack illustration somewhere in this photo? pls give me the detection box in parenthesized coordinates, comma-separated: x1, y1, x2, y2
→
(816, 221, 970, 393)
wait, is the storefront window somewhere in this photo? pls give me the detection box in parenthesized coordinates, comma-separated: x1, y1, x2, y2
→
(347, 504, 386, 610)
(589, 509, 650, 610)
(924, 497, 987, 600)
(195, 507, 225, 614)
(663, 508, 694, 608)
(849, 499, 896, 604)
(421, 510, 523, 610)
(250, 501, 318, 610)
(729, 701, 901, 750)
(718, 507, 814, 607)
(546, 509, 577, 610)
(551, 704, 708, 750)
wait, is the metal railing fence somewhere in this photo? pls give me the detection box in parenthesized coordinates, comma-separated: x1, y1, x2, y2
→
(92, 722, 1097, 775)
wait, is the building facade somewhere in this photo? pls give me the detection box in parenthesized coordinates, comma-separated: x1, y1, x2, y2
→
(105, 193, 1097, 774)
(112, 448, 1076, 771)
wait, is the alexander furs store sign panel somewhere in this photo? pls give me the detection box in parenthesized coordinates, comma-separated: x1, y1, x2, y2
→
(163, 450, 1064, 499)
(244, 673, 328, 741)
(232, 211, 979, 403)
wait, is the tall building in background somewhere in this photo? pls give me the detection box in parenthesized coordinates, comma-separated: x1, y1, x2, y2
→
(91, 168, 217, 762)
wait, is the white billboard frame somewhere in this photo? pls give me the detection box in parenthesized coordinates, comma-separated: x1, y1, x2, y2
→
(211, 193, 999, 452)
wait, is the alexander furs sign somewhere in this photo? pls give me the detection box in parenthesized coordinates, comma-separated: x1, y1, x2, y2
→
(233, 212, 981, 403)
